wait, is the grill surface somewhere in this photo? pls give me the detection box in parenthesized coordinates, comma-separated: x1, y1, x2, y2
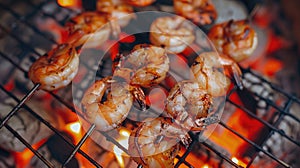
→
(0, 0, 299, 168)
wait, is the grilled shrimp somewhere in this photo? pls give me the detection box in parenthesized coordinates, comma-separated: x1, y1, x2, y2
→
(28, 44, 79, 91)
(173, 0, 217, 26)
(191, 52, 242, 96)
(124, 0, 156, 7)
(65, 12, 120, 48)
(129, 117, 182, 168)
(97, 0, 136, 27)
(165, 81, 212, 132)
(116, 44, 170, 88)
(81, 76, 134, 132)
(207, 19, 258, 62)
(150, 16, 195, 53)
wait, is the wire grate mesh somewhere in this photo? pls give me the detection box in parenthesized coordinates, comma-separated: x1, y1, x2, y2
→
(0, 0, 299, 168)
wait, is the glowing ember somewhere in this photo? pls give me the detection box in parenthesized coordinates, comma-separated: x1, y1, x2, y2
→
(69, 122, 81, 134)
(232, 157, 247, 167)
(57, 0, 80, 8)
(202, 164, 210, 168)
(113, 129, 130, 168)
(262, 58, 283, 77)
(13, 139, 46, 167)
(65, 121, 82, 143)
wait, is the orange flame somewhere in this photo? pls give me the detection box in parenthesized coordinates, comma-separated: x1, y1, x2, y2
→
(113, 129, 130, 168)
(232, 157, 247, 167)
(13, 139, 46, 167)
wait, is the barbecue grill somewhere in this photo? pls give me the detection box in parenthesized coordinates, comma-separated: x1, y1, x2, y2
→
(0, 0, 299, 168)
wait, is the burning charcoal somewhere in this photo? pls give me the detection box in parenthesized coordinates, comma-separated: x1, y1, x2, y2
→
(0, 148, 15, 168)
(253, 102, 300, 167)
(242, 71, 275, 119)
(0, 97, 59, 152)
(29, 132, 80, 168)
(82, 137, 138, 168)
(189, 141, 233, 167)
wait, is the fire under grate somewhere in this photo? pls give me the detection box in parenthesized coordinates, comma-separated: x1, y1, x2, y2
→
(0, 0, 299, 168)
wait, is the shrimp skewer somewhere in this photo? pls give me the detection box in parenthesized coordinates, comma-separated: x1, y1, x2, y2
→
(28, 44, 79, 91)
(150, 16, 195, 53)
(191, 52, 243, 96)
(165, 80, 213, 132)
(173, 0, 217, 26)
(128, 117, 183, 168)
(115, 44, 170, 88)
(81, 76, 136, 132)
(97, 0, 136, 28)
(65, 11, 121, 48)
(207, 19, 258, 62)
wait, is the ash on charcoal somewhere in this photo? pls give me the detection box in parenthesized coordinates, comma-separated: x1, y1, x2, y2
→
(0, 95, 59, 152)
(242, 71, 275, 119)
(253, 102, 300, 167)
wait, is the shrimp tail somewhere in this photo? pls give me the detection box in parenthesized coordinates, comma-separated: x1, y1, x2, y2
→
(230, 63, 243, 90)
(179, 133, 192, 148)
(196, 116, 219, 126)
(194, 118, 207, 129)
(130, 86, 147, 111)
(219, 54, 243, 90)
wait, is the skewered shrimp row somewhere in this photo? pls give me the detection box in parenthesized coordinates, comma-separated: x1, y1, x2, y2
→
(128, 53, 239, 168)
(149, 16, 195, 53)
(27, 2, 259, 167)
(65, 11, 119, 48)
(208, 19, 258, 62)
(128, 18, 258, 166)
(81, 44, 170, 132)
(28, 44, 80, 91)
(129, 117, 182, 168)
(173, 0, 218, 26)
(28, 2, 135, 91)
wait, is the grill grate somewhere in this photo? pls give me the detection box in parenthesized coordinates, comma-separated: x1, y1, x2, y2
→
(0, 0, 299, 168)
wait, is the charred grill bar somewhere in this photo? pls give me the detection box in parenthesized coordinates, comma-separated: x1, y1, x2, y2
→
(0, 0, 299, 168)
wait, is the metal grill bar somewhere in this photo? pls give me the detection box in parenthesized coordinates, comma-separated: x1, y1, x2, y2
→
(0, 24, 43, 57)
(174, 133, 198, 168)
(0, 85, 103, 167)
(253, 91, 300, 123)
(0, 51, 129, 168)
(0, 4, 57, 44)
(4, 124, 54, 167)
(25, 0, 74, 26)
(242, 68, 300, 104)
(62, 124, 97, 167)
(227, 94, 300, 146)
(201, 141, 242, 168)
(0, 84, 40, 129)
(246, 95, 295, 168)
(0, 0, 299, 168)
(219, 121, 290, 168)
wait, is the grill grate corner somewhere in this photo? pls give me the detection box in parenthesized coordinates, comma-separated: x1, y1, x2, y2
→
(0, 0, 299, 168)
